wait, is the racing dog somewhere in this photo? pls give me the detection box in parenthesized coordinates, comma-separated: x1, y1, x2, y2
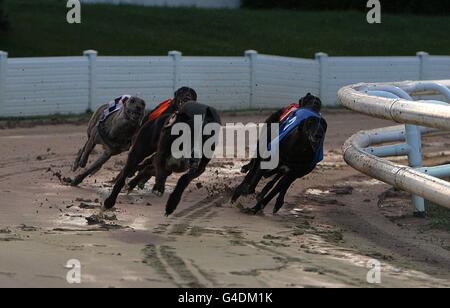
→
(122, 86, 198, 189)
(103, 101, 221, 216)
(66, 95, 146, 186)
(232, 93, 327, 214)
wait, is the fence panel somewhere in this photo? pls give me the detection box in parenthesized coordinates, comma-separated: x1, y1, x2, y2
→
(255, 54, 320, 108)
(323, 57, 421, 105)
(96, 56, 174, 109)
(1, 52, 450, 117)
(427, 56, 450, 80)
(80, 0, 241, 9)
(179, 57, 250, 110)
(5, 57, 89, 116)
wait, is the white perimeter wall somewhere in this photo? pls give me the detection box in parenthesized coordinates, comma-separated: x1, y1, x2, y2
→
(0, 50, 449, 117)
(80, 0, 241, 9)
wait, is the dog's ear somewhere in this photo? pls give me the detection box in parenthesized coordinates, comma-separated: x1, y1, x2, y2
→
(140, 102, 147, 123)
(122, 96, 132, 107)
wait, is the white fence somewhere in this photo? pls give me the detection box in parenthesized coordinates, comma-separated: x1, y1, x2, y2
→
(80, 0, 241, 9)
(0, 50, 449, 117)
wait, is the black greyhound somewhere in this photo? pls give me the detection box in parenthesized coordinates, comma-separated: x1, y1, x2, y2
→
(232, 94, 327, 214)
(103, 101, 221, 216)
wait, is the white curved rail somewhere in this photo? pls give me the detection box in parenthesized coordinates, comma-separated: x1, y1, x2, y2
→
(339, 81, 450, 130)
(338, 80, 450, 210)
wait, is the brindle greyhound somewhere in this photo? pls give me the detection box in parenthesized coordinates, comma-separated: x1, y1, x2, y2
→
(103, 101, 221, 216)
(232, 94, 327, 214)
(66, 95, 146, 186)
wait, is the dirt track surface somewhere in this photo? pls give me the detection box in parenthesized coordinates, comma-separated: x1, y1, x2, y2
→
(1, 110, 450, 288)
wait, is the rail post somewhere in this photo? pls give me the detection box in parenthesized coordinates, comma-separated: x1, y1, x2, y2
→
(84, 50, 98, 112)
(405, 124, 426, 215)
(245, 50, 258, 109)
(417, 51, 430, 80)
(315, 52, 329, 103)
(169, 50, 182, 94)
(0, 51, 7, 116)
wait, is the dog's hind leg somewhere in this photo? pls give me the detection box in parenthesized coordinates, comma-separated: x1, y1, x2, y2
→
(250, 173, 295, 214)
(257, 172, 283, 201)
(127, 164, 155, 193)
(152, 140, 172, 197)
(70, 150, 112, 186)
(136, 156, 154, 172)
(165, 158, 209, 216)
(272, 177, 296, 214)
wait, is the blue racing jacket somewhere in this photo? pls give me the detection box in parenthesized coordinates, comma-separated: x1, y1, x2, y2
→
(269, 108, 324, 166)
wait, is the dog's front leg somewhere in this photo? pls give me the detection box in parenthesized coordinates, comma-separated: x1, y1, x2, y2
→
(70, 151, 112, 186)
(165, 158, 209, 216)
(231, 158, 261, 203)
(246, 167, 265, 195)
(152, 135, 171, 197)
(104, 148, 151, 210)
(78, 133, 97, 170)
(72, 146, 85, 172)
(272, 175, 296, 214)
(152, 164, 169, 197)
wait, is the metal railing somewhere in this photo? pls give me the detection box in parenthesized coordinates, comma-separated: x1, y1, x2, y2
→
(338, 80, 450, 214)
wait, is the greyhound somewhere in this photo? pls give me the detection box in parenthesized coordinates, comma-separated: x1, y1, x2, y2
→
(122, 86, 198, 189)
(103, 101, 221, 216)
(65, 95, 146, 186)
(232, 94, 328, 214)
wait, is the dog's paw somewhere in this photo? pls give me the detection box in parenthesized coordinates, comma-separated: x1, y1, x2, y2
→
(240, 207, 259, 215)
(61, 177, 74, 186)
(103, 198, 115, 210)
(70, 181, 80, 187)
(165, 205, 176, 217)
(240, 165, 251, 174)
(65, 176, 81, 187)
(125, 184, 134, 194)
(152, 189, 164, 197)
(272, 207, 282, 215)
(241, 205, 264, 215)
(165, 210, 173, 217)
(240, 207, 251, 214)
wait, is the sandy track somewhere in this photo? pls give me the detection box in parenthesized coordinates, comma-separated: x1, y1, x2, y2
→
(1, 110, 450, 288)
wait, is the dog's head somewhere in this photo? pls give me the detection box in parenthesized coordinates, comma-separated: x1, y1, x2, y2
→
(124, 96, 146, 123)
(302, 117, 327, 150)
(299, 93, 322, 113)
(174, 87, 197, 108)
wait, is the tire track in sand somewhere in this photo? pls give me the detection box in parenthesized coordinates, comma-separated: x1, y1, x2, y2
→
(145, 195, 222, 287)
